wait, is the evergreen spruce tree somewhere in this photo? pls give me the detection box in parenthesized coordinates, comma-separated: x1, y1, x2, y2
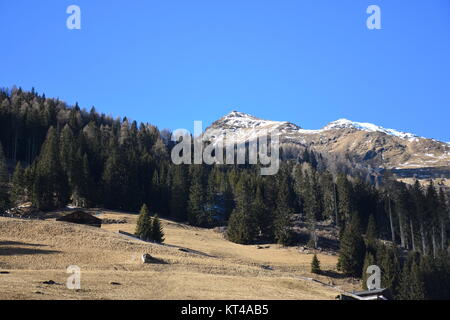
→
(274, 205, 293, 245)
(425, 181, 440, 258)
(303, 171, 322, 248)
(32, 127, 69, 211)
(409, 256, 426, 299)
(151, 214, 165, 243)
(412, 180, 428, 255)
(227, 175, 258, 244)
(59, 125, 76, 180)
(227, 209, 247, 244)
(80, 153, 93, 206)
(0, 143, 10, 213)
(205, 168, 217, 206)
(70, 149, 86, 207)
(336, 174, 354, 228)
(398, 253, 413, 299)
(320, 171, 337, 222)
(337, 222, 366, 277)
(221, 177, 235, 221)
(150, 165, 168, 216)
(361, 252, 376, 290)
(377, 245, 402, 295)
(399, 252, 425, 300)
(437, 188, 448, 250)
(253, 184, 273, 240)
(102, 142, 129, 209)
(227, 209, 259, 245)
(274, 178, 294, 246)
(365, 214, 378, 254)
(427, 251, 450, 299)
(135, 204, 152, 241)
(188, 168, 209, 226)
(10, 162, 26, 205)
(392, 183, 414, 250)
(169, 165, 189, 221)
(311, 254, 321, 274)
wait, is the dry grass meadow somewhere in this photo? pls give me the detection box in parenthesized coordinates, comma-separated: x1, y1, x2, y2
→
(0, 211, 360, 300)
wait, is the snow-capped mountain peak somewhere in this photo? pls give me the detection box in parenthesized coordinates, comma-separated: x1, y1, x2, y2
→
(205, 111, 450, 172)
(322, 118, 418, 140)
(223, 110, 259, 121)
(210, 111, 302, 132)
(214, 113, 419, 140)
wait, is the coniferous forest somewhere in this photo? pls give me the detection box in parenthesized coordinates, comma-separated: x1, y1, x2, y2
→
(0, 87, 449, 299)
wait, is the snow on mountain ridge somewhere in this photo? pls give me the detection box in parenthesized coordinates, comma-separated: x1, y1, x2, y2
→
(213, 111, 302, 132)
(215, 112, 420, 140)
(322, 118, 419, 140)
(206, 111, 450, 171)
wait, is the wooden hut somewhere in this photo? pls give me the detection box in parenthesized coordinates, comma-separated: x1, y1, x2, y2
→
(56, 211, 102, 228)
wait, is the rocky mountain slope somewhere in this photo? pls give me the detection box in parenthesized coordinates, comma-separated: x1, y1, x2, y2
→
(205, 111, 450, 178)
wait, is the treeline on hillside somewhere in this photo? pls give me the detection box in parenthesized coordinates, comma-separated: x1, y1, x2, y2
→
(0, 87, 449, 299)
(338, 217, 450, 299)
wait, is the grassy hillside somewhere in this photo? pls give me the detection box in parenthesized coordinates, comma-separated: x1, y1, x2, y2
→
(0, 212, 359, 300)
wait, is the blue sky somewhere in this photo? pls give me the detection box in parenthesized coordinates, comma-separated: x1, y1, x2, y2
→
(1, 0, 449, 142)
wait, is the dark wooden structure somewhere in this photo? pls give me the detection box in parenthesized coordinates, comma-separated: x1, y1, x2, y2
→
(337, 288, 392, 300)
(56, 211, 102, 228)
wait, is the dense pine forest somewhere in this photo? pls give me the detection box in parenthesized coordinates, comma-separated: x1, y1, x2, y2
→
(0, 87, 449, 299)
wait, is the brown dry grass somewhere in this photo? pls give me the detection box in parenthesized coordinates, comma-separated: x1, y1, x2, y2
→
(0, 212, 359, 300)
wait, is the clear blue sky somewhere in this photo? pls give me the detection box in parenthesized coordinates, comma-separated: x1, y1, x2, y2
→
(1, 0, 449, 142)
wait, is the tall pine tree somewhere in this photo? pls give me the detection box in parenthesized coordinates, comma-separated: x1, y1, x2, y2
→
(136, 204, 152, 241)
(32, 127, 69, 211)
(227, 175, 258, 244)
(0, 142, 9, 213)
(151, 214, 165, 243)
(10, 162, 26, 205)
(337, 221, 366, 277)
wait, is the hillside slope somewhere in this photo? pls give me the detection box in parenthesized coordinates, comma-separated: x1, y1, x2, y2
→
(0, 212, 358, 300)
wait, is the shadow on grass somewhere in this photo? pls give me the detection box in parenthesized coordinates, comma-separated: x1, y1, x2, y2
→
(144, 256, 168, 264)
(0, 241, 47, 247)
(0, 241, 60, 256)
(320, 270, 347, 280)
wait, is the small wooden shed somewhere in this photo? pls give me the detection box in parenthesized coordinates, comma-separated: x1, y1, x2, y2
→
(337, 288, 392, 300)
(56, 211, 102, 228)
